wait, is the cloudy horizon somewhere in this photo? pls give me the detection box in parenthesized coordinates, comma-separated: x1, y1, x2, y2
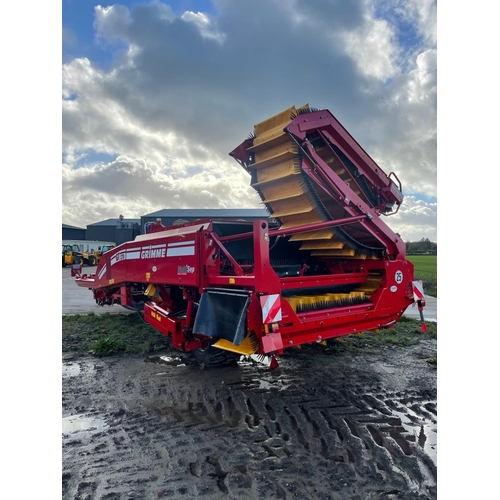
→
(62, 0, 437, 242)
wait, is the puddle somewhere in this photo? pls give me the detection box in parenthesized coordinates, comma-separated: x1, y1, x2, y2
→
(159, 355, 182, 364)
(258, 379, 275, 390)
(237, 354, 272, 367)
(149, 353, 275, 371)
(391, 408, 436, 465)
(62, 362, 80, 378)
(62, 414, 107, 435)
(146, 355, 186, 367)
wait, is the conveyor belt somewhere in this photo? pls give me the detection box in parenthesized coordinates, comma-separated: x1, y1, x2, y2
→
(247, 105, 385, 259)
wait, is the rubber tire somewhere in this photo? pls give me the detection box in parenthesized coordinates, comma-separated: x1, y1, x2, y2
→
(89, 256, 96, 266)
(191, 342, 241, 368)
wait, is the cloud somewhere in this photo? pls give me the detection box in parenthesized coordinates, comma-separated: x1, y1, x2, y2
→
(386, 195, 437, 242)
(180, 10, 225, 43)
(365, 48, 437, 198)
(62, 0, 437, 241)
(341, 8, 399, 81)
(94, 4, 133, 43)
(62, 155, 261, 227)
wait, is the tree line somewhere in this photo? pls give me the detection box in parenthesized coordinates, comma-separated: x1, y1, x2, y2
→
(406, 238, 437, 255)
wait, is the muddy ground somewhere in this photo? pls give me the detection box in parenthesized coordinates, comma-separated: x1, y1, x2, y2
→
(62, 332, 437, 500)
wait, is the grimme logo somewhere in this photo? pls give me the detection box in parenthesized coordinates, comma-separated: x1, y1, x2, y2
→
(178, 265, 195, 274)
(141, 247, 166, 259)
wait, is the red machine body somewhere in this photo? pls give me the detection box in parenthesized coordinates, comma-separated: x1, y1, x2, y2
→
(75, 105, 424, 367)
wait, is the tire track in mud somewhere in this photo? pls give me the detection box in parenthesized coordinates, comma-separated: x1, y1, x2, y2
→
(63, 350, 437, 499)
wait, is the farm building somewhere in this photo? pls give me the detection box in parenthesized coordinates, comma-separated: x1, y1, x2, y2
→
(86, 216, 141, 245)
(62, 223, 86, 240)
(62, 208, 271, 245)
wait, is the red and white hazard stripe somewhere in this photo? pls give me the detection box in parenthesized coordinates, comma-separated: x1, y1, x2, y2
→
(260, 294, 282, 324)
(412, 280, 425, 301)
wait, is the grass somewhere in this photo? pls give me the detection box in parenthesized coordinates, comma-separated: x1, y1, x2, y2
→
(407, 254, 437, 297)
(427, 355, 437, 366)
(321, 316, 437, 354)
(63, 313, 436, 358)
(88, 337, 126, 356)
(62, 312, 172, 357)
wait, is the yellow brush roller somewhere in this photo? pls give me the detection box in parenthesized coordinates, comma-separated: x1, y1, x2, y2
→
(213, 332, 260, 356)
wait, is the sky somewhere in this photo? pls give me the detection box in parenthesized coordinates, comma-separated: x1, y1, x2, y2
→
(62, 0, 437, 242)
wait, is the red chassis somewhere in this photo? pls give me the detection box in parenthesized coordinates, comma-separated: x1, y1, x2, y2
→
(75, 217, 418, 366)
(75, 105, 427, 368)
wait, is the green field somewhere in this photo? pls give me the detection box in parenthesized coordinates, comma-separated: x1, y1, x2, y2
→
(407, 254, 437, 297)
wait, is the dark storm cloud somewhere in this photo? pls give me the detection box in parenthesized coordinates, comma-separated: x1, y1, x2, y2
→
(88, 0, 373, 155)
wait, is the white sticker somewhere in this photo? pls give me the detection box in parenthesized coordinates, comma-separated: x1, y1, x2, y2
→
(395, 270, 403, 284)
(390, 285, 397, 292)
(152, 266, 157, 272)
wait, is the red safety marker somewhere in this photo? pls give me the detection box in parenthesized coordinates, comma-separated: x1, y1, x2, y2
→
(269, 356, 279, 370)
(260, 294, 282, 324)
(412, 280, 428, 332)
(71, 263, 83, 277)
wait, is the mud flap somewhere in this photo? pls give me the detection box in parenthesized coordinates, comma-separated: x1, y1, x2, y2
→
(193, 289, 250, 346)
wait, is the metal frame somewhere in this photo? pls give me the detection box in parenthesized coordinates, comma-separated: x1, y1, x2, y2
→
(75, 108, 423, 368)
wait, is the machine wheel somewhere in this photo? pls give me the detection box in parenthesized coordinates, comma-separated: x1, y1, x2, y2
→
(191, 341, 240, 367)
(88, 256, 96, 266)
